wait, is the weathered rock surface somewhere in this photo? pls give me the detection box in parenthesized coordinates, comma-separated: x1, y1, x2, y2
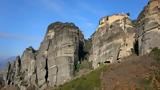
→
(4, 47, 37, 90)
(136, 0, 160, 55)
(4, 22, 84, 90)
(20, 47, 37, 89)
(36, 22, 84, 88)
(6, 56, 21, 85)
(0, 73, 5, 89)
(1, 0, 160, 89)
(90, 14, 135, 69)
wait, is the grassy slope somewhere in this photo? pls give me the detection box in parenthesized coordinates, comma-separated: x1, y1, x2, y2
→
(55, 48, 160, 90)
(55, 65, 107, 90)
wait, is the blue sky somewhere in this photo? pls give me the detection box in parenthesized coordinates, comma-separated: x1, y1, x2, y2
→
(0, 0, 149, 58)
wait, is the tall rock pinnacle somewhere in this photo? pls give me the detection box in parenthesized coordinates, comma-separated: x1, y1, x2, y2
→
(36, 22, 84, 88)
(90, 14, 135, 69)
(136, 0, 160, 55)
(5, 22, 84, 89)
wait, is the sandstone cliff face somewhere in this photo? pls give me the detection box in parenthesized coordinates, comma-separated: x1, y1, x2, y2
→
(36, 22, 84, 88)
(6, 56, 22, 86)
(6, 48, 37, 90)
(21, 47, 37, 89)
(5, 22, 84, 89)
(90, 14, 135, 69)
(2, 0, 160, 89)
(136, 0, 160, 55)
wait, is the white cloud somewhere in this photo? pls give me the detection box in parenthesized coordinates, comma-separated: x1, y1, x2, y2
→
(39, 0, 64, 12)
(85, 22, 94, 27)
(0, 32, 38, 41)
(26, 0, 66, 14)
(75, 1, 108, 16)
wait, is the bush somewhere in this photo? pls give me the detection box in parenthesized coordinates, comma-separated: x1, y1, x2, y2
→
(150, 47, 160, 62)
(79, 60, 92, 70)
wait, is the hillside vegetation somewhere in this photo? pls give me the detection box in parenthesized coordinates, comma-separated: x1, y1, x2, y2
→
(55, 65, 107, 90)
(54, 48, 160, 90)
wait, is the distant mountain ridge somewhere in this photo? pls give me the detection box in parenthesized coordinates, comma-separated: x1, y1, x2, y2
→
(0, 56, 16, 70)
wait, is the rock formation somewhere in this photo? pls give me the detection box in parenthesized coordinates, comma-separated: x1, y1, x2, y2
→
(136, 0, 160, 55)
(36, 22, 84, 88)
(5, 22, 84, 90)
(6, 56, 21, 86)
(90, 14, 135, 69)
(0, 73, 5, 89)
(1, 0, 160, 89)
(20, 47, 37, 89)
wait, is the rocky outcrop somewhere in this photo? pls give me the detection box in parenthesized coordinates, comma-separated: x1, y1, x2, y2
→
(136, 0, 160, 55)
(36, 22, 84, 88)
(2, 0, 160, 89)
(90, 14, 135, 69)
(5, 47, 37, 90)
(0, 73, 5, 89)
(5, 22, 84, 90)
(20, 47, 37, 89)
(6, 56, 21, 86)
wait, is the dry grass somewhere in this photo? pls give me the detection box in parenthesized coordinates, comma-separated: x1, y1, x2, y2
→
(101, 54, 160, 90)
